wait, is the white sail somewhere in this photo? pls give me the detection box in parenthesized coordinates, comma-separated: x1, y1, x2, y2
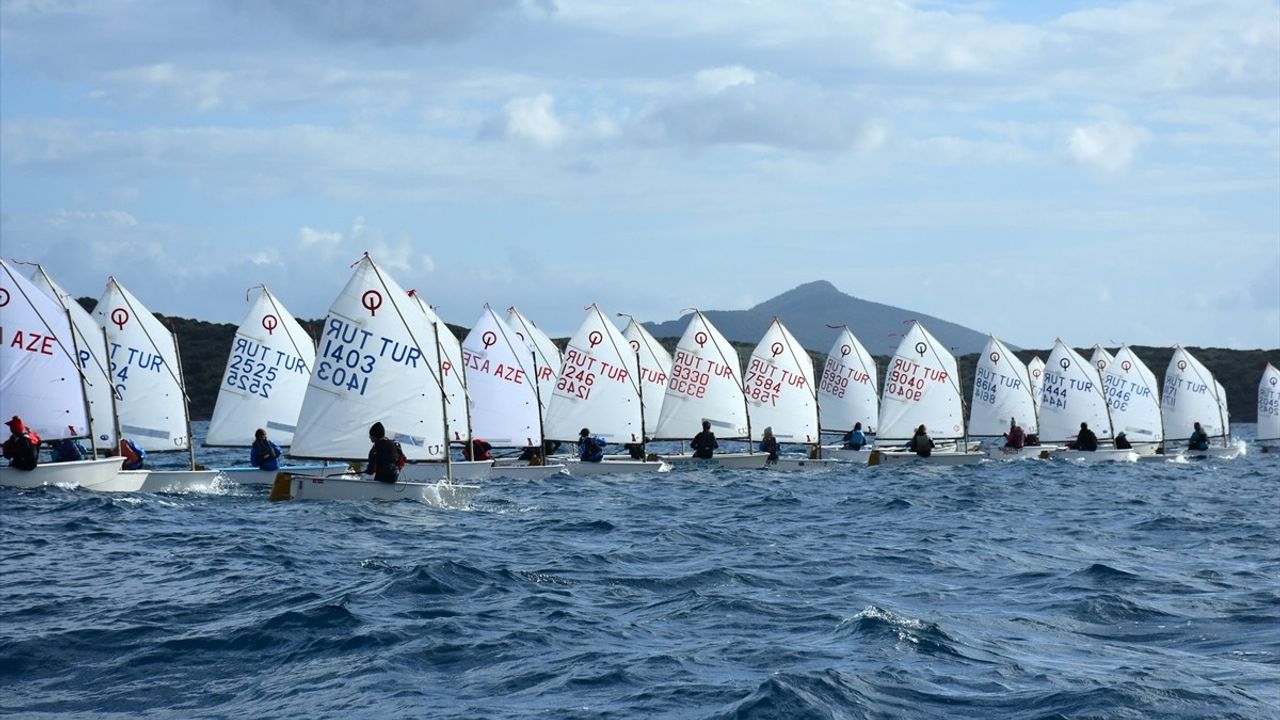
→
(1161, 346, 1228, 443)
(968, 335, 1037, 437)
(746, 318, 816, 443)
(1090, 345, 1114, 377)
(1101, 346, 1163, 443)
(28, 265, 117, 446)
(1039, 339, 1112, 443)
(0, 259, 89, 441)
(652, 311, 748, 441)
(543, 305, 643, 443)
(206, 287, 315, 446)
(817, 327, 878, 434)
(505, 307, 561, 414)
(622, 317, 672, 439)
(1215, 380, 1231, 437)
(1028, 355, 1045, 416)
(1259, 364, 1280, 443)
(408, 292, 470, 445)
(290, 256, 447, 461)
(92, 277, 189, 452)
(877, 322, 964, 441)
(463, 306, 541, 447)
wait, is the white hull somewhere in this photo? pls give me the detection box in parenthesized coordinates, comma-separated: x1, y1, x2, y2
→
(0, 457, 126, 490)
(273, 473, 478, 505)
(1178, 445, 1245, 461)
(867, 450, 985, 466)
(90, 468, 151, 492)
(490, 461, 570, 479)
(139, 469, 225, 493)
(820, 446, 873, 462)
(767, 457, 844, 471)
(399, 460, 494, 483)
(659, 452, 771, 470)
(984, 445, 1054, 460)
(216, 464, 350, 486)
(564, 458, 671, 476)
(1049, 448, 1140, 463)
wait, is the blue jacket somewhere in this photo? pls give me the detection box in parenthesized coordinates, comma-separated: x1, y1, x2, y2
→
(251, 438, 282, 471)
(843, 429, 866, 450)
(578, 435, 606, 463)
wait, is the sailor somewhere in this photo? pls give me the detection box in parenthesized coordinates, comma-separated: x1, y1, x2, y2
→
(577, 428, 605, 463)
(1114, 432, 1133, 450)
(2, 416, 40, 471)
(463, 438, 493, 461)
(1004, 418, 1026, 449)
(759, 427, 779, 465)
(908, 424, 934, 457)
(690, 420, 717, 459)
(842, 422, 867, 450)
(118, 437, 146, 470)
(1187, 422, 1210, 451)
(1069, 422, 1099, 451)
(250, 428, 282, 471)
(365, 422, 405, 483)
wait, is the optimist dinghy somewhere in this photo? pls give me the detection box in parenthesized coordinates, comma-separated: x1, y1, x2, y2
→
(1039, 340, 1136, 463)
(1259, 363, 1280, 452)
(1161, 346, 1243, 460)
(817, 326, 878, 463)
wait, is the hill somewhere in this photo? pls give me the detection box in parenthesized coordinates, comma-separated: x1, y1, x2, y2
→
(642, 280, 992, 356)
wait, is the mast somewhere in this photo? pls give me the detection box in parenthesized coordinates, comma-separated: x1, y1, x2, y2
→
(433, 321, 453, 483)
(173, 330, 197, 470)
(105, 325, 123, 452)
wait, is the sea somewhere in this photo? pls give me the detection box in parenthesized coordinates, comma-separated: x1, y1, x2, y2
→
(2, 423, 1277, 720)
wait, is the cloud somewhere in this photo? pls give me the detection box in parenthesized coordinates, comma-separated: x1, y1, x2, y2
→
(252, 0, 530, 46)
(634, 69, 877, 152)
(298, 226, 342, 250)
(480, 93, 568, 147)
(1068, 120, 1148, 172)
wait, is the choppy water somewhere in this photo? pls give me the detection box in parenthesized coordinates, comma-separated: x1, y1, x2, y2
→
(2, 424, 1278, 719)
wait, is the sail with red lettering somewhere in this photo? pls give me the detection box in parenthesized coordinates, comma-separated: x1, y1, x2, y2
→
(817, 326, 878, 435)
(1160, 346, 1229, 444)
(968, 335, 1037, 437)
(290, 255, 447, 461)
(407, 292, 469, 446)
(206, 287, 315, 447)
(1101, 346, 1163, 444)
(543, 305, 643, 443)
(1258, 364, 1280, 444)
(621, 317, 672, 439)
(652, 310, 749, 441)
(29, 265, 117, 447)
(1038, 339, 1113, 444)
(506, 307, 561, 414)
(92, 277, 189, 452)
(877, 322, 964, 442)
(1028, 355, 1045, 417)
(0, 259, 89, 441)
(746, 318, 816, 443)
(463, 306, 542, 447)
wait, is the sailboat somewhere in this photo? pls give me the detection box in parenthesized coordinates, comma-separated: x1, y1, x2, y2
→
(205, 286, 343, 485)
(461, 305, 567, 478)
(968, 335, 1040, 459)
(868, 321, 983, 465)
(1099, 346, 1164, 455)
(746, 318, 837, 470)
(653, 310, 767, 469)
(542, 305, 668, 474)
(405, 291, 493, 481)
(506, 306, 562, 416)
(1040, 340, 1135, 462)
(1160, 346, 1242, 459)
(621, 314, 672, 443)
(1028, 355, 1045, 418)
(28, 264, 119, 452)
(817, 325, 879, 462)
(1258, 364, 1280, 452)
(92, 277, 222, 490)
(0, 260, 128, 490)
(281, 254, 479, 502)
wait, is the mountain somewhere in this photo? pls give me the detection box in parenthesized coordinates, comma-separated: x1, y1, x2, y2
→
(642, 280, 992, 356)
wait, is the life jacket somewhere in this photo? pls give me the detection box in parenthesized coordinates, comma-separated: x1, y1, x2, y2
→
(579, 435, 605, 462)
(369, 438, 405, 483)
(120, 439, 146, 470)
(5, 430, 39, 471)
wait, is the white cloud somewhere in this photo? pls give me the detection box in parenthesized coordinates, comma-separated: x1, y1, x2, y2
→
(1068, 120, 1148, 172)
(496, 93, 568, 147)
(696, 65, 756, 93)
(298, 225, 343, 248)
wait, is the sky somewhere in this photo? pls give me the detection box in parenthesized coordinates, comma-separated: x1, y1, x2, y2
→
(1, 0, 1277, 350)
